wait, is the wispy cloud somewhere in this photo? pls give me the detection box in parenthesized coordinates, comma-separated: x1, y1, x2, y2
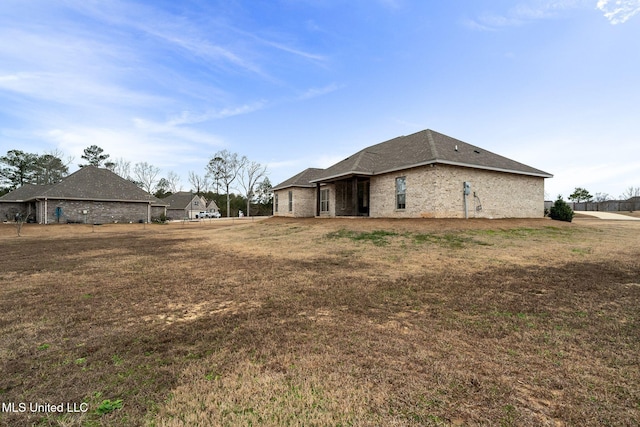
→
(466, 0, 640, 30)
(596, 0, 640, 24)
(298, 83, 341, 100)
(166, 101, 269, 126)
(61, 0, 268, 77)
(0, 71, 165, 108)
(464, 1, 562, 30)
(164, 83, 341, 128)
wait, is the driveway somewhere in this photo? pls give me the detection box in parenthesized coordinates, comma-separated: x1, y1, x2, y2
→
(576, 211, 640, 221)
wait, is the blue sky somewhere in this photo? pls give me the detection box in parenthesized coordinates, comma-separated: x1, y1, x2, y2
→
(1, 0, 638, 199)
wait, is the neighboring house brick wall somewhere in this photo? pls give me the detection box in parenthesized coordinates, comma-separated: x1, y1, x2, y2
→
(369, 164, 544, 218)
(39, 200, 149, 223)
(167, 208, 187, 220)
(151, 206, 165, 219)
(0, 202, 29, 222)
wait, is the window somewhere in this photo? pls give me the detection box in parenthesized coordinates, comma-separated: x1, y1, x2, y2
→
(396, 177, 406, 210)
(274, 193, 279, 212)
(320, 188, 330, 212)
(288, 191, 293, 212)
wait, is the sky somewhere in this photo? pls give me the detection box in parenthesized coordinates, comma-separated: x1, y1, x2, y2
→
(1, 0, 639, 200)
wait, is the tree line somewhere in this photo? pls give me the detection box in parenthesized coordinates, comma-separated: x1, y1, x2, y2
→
(566, 186, 640, 203)
(0, 145, 273, 217)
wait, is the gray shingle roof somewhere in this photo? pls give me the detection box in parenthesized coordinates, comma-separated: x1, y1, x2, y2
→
(272, 168, 326, 190)
(0, 166, 166, 204)
(315, 129, 552, 181)
(0, 184, 53, 201)
(273, 129, 552, 189)
(162, 192, 200, 209)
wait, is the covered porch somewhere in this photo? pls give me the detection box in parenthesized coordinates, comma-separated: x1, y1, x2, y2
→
(315, 176, 370, 217)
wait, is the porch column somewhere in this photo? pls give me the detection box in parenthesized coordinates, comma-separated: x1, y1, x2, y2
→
(353, 177, 358, 216)
(316, 183, 320, 217)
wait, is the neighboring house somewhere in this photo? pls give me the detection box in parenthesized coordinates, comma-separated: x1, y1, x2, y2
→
(0, 166, 166, 224)
(273, 129, 553, 219)
(162, 192, 207, 220)
(205, 200, 220, 216)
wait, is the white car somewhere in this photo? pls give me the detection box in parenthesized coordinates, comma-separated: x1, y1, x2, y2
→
(196, 211, 221, 219)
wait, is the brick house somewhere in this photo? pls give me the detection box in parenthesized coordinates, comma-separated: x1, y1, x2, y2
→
(162, 192, 207, 220)
(272, 129, 552, 219)
(161, 192, 220, 219)
(0, 166, 166, 224)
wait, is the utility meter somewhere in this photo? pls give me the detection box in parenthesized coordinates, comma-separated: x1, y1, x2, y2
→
(463, 182, 471, 196)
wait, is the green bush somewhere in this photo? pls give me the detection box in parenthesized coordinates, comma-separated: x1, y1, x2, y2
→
(549, 197, 574, 222)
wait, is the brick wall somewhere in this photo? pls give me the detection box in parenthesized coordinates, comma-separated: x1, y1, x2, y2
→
(0, 202, 29, 222)
(369, 164, 545, 218)
(273, 188, 317, 217)
(274, 164, 545, 218)
(39, 200, 151, 224)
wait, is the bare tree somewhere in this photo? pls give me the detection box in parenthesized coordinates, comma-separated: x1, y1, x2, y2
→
(238, 160, 267, 216)
(620, 186, 640, 200)
(108, 157, 132, 179)
(593, 192, 610, 202)
(133, 162, 161, 194)
(188, 171, 209, 195)
(206, 150, 246, 217)
(46, 148, 74, 173)
(14, 212, 24, 237)
(165, 170, 181, 193)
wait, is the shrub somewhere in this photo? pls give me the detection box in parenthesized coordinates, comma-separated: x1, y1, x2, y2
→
(549, 197, 574, 222)
(152, 213, 167, 224)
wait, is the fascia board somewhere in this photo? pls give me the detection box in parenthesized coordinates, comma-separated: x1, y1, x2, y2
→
(375, 160, 553, 179)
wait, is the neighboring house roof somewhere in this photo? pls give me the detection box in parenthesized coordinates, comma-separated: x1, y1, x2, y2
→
(272, 168, 326, 191)
(206, 200, 219, 211)
(162, 192, 202, 210)
(0, 166, 166, 204)
(0, 184, 54, 201)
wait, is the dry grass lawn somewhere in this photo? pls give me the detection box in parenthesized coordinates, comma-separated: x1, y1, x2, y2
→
(0, 217, 638, 426)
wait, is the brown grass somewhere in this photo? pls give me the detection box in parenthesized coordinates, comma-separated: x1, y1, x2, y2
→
(0, 217, 638, 426)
